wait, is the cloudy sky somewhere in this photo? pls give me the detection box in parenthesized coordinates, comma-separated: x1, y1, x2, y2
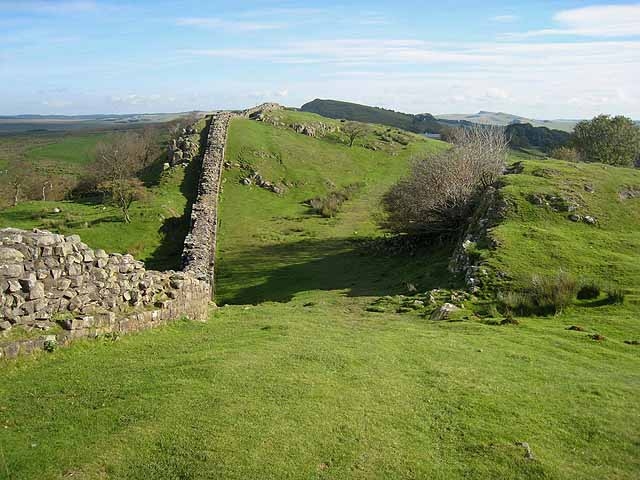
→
(1, 0, 639, 118)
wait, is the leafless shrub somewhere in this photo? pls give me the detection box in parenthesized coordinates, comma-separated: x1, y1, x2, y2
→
(93, 132, 148, 223)
(382, 125, 507, 237)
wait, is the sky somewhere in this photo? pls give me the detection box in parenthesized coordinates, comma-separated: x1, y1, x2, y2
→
(0, 0, 639, 118)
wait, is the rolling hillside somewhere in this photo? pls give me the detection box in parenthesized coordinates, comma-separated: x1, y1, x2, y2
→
(1, 110, 639, 479)
(301, 98, 443, 134)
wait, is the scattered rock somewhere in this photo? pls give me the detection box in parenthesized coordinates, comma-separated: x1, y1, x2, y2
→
(430, 303, 460, 321)
(568, 214, 581, 222)
(583, 215, 597, 225)
(515, 442, 535, 460)
(624, 340, 639, 346)
(567, 325, 585, 331)
(590, 334, 605, 341)
(619, 186, 640, 200)
(504, 162, 524, 174)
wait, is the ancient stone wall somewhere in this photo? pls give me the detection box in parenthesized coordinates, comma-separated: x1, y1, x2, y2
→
(181, 112, 235, 291)
(0, 228, 210, 358)
(1, 103, 283, 358)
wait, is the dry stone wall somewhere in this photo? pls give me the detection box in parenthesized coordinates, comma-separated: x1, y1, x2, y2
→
(181, 104, 284, 290)
(181, 112, 235, 289)
(0, 228, 210, 358)
(1, 103, 282, 359)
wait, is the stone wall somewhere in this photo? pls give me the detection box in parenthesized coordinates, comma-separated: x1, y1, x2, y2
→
(181, 112, 235, 290)
(181, 104, 284, 290)
(0, 228, 210, 358)
(1, 103, 282, 359)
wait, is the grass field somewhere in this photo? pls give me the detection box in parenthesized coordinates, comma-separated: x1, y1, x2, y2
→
(1, 112, 639, 479)
(487, 157, 640, 295)
(0, 132, 107, 175)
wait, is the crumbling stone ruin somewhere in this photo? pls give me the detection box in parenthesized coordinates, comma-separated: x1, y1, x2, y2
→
(0, 228, 210, 358)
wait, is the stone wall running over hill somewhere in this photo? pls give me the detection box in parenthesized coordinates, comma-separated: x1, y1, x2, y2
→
(181, 104, 284, 292)
(1, 103, 282, 358)
(181, 112, 235, 289)
(0, 228, 210, 358)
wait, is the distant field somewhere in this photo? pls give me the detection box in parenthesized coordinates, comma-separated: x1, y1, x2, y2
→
(436, 112, 578, 132)
(0, 112, 193, 134)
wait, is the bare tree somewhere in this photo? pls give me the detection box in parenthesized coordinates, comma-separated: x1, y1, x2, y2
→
(140, 126, 160, 168)
(343, 121, 367, 147)
(383, 125, 507, 237)
(5, 158, 38, 206)
(93, 133, 147, 223)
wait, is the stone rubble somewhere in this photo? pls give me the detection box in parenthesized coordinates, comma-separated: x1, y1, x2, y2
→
(0, 228, 210, 358)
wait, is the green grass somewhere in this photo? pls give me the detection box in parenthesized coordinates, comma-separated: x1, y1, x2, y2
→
(0, 132, 110, 177)
(1, 113, 639, 479)
(0, 161, 199, 270)
(1, 298, 639, 479)
(216, 112, 449, 304)
(24, 133, 105, 168)
(0, 123, 207, 270)
(485, 158, 640, 296)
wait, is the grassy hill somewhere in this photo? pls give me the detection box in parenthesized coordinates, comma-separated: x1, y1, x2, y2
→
(301, 98, 443, 134)
(1, 111, 639, 479)
(488, 156, 640, 294)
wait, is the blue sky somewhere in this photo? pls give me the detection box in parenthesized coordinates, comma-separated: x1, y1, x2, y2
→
(1, 0, 639, 118)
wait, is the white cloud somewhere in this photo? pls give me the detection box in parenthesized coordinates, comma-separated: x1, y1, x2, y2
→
(109, 94, 174, 106)
(177, 17, 284, 32)
(183, 38, 640, 70)
(491, 15, 518, 23)
(507, 3, 640, 38)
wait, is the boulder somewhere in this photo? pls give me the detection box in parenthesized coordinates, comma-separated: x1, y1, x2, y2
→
(0, 247, 24, 263)
(430, 303, 460, 321)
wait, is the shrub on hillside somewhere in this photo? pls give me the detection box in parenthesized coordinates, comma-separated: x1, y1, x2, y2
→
(551, 146, 579, 163)
(577, 282, 601, 300)
(572, 115, 640, 167)
(606, 288, 625, 305)
(382, 125, 507, 238)
(498, 271, 578, 315)
(308, 183, 362, 218)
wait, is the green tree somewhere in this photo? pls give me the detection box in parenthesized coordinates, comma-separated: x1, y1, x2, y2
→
(572, 115, 640, 166)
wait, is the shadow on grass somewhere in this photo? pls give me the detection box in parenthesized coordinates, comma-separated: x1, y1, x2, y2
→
(217, 237, 462, 305)
(144, 118, 210, 271)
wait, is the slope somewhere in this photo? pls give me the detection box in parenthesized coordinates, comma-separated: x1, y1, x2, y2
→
(301, 98, 443, 134)
(216, 108, 452, 304)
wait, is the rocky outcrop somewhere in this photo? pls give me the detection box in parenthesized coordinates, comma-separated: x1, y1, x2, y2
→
(181, 112, 235, 290)
(242, 103, 283, 119)
(0, 228, 210, 358)
(168, 125, 200, 167)
(449, 187, 507, 292)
